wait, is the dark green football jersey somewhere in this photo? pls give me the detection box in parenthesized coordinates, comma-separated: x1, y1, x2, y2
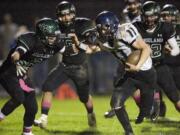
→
(133, 21, 175, 65)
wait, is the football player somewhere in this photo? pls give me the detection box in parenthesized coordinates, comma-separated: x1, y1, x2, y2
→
(34, 1, 98, 129)
(0, 18, 67, 135)
(133, 1, 180, 117)
(95, 11, 156, 135)
(161, 4, 180, 88)
(123, 0, 142, 23)
(104, 0, 143, 119)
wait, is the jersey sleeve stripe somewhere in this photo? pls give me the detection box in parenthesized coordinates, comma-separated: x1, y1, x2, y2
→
(16, 46, 27, 53)
(129, 27, 137, 36)
(18, 39, 30, 50)
(127, 30, 134, 38)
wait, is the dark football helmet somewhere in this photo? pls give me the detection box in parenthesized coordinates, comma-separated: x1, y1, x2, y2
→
(124, 0, 141, 15)
(75, 18, 97, 44)
(56, 1, 76, 26)
(141, 1, 161, 29)
(161, 4, 179, 24)
(95, 11, 119, 41)
(36, 18, 61, 47)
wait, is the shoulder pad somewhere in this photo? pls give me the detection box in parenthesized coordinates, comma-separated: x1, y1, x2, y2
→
(17, 32, 36, 47)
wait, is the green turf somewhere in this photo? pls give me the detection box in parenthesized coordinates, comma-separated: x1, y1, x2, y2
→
(0, 96, 179, 135)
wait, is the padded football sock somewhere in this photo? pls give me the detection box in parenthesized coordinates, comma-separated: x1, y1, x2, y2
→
(41, 101, 51, 115)
(23, 126, 32, 133)
(85, 96, 93, 114)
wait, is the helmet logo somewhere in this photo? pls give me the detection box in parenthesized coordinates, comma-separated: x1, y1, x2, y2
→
(38, 23, 53, 33)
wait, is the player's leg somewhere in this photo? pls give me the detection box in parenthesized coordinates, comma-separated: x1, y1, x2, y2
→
(134, 67, 158, 123)
(172, 66, 180, 90)
(34, 64, 68, 128)
(111, 78, 137, 135)
(76, 84, 96, 127)
(0, 74, 25, 120)
(157, 65, 180, 112)
(104, 62, 125, 119)
(71, 63, 96, 127)
(22, 91, 38, 135)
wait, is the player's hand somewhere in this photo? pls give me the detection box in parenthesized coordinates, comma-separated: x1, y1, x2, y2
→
(15, 61, 27, 77)
(164, 44, 172, 54)
(68, 33, 80, 46)
(11, 51, 20, 63)
(125, 62, 140, 72)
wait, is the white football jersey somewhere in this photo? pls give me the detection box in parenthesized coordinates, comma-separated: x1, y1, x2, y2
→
(102, 23, 152, 71)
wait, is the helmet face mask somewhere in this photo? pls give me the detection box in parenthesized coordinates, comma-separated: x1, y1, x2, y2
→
(57, 13, 75, 26)
(161, 13, 176, 23)
(82, 30, 98, 45)
(141, 1, 161, 30)
(56, 1, 76, 26)
(45, 36, 58, 45)
(96, 24, 114, 41)
(143, 14, 159, 29)
(96, 11, 119, 41)
(36, 18, 61, 47)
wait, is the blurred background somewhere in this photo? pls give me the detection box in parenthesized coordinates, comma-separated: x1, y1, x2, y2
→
(0, 0, 179, 98)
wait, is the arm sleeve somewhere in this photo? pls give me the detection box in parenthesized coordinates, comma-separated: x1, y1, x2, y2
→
(167, 37, 180, 56)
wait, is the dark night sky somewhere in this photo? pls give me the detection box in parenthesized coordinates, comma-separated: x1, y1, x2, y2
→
(0, 0, 179, 28)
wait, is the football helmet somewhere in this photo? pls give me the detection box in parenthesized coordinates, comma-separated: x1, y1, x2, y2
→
(95, 11, 119, 41)
(56, 1, 76, 26)
(141, 1, 161, 29)
(161, 4, 179, 23)
(36, 18, 61, 47)
(75, 18, 97, 44)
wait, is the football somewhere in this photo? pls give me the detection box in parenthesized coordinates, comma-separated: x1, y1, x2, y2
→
(126, 50, 141, 65)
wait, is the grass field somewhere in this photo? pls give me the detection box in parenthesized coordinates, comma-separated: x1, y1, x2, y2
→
(0, 96, 179, 135)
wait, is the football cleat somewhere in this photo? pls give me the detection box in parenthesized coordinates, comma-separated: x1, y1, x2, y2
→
(135, 112, 145, 124)
(104, 109, 116, 118)
(87, 112, 97, 127)
(34, 114, 48, 129)
(150, 99, 160, 121)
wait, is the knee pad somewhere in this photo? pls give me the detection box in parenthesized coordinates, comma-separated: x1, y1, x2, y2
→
(79, 93, 89, 103)
(42, 82, 54, 92)
(110, 91, 124, 109)
(26, 102, 38, 116)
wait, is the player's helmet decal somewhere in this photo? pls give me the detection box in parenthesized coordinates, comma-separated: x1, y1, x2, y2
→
(36, 18, 61, 46)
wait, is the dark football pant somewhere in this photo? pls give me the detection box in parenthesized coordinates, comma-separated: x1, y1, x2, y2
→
(0, 67, 38, 127)
(43, 61, 90, 103)
(111, 67, 156, 116)
(156, 65, 180, 103)
(164, 54, 180, 90)
(110, 64, 156, 133)
(170, 66, 180, 91)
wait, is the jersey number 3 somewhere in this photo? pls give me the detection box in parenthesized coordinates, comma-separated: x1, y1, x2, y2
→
(150, 44, 162, 58)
